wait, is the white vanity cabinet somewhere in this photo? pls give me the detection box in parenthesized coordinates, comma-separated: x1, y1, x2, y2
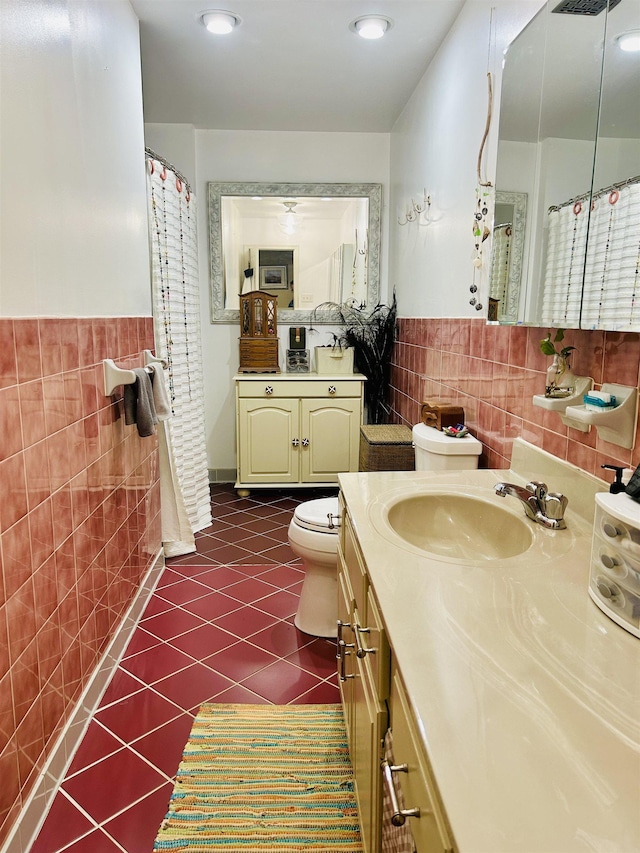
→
(338, 507, 390, 853)
(338, 503, 454, 853)
(235, 374, 364, 492)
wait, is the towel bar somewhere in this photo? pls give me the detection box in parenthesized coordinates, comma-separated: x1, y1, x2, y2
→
(103, 359, 136, 396)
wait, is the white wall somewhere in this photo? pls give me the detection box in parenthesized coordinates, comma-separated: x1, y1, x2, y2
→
(389, 0, 545, 320)
(145, 126, 390, 473)
(0, 0, 151, 317)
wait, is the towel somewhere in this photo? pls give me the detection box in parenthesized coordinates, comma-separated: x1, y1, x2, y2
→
(124, 368, 157, 437)
(148, 363, 172, 421)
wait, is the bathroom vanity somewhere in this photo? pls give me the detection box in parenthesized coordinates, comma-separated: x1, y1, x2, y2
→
(337, 440, 640, 852)
(234, 373, 364, 494)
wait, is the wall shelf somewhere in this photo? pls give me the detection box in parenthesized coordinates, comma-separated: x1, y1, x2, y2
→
(532, 376, 594, 432)
(561, 384, 638, 449)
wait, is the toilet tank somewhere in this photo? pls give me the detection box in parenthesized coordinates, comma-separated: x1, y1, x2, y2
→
(412, 423, 482, 471)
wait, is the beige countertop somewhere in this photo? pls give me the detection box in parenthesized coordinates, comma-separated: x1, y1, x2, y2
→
(338, 443, 640, 853)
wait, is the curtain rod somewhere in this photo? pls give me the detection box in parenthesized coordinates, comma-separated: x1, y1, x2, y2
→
(145, 147, 192, 195)
(548, 173, 640, 213)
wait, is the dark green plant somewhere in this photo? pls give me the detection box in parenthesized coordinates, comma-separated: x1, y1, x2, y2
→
(314, 293, 397, 425)
(540, 328, 575, 359)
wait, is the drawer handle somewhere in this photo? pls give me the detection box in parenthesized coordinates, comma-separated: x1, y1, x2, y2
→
(354, 624, 376, 659)
(265, 385, 274, 395)
(292, 438, 300, 447)
(337, 619, 352, 646)
(381, 760, 421, 826)
(337, 639, 355, 682)
(328, 385, 337, 395)
(302, 438, 310, 447)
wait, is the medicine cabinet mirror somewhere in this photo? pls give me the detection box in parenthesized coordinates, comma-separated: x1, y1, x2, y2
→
(494, 0, 640, 330)
(208, 182, 382, 324)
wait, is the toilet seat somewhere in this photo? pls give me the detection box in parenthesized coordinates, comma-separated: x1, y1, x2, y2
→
(293, 497, 341, 534)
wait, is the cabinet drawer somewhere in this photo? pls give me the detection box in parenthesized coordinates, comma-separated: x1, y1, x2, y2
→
(342, 513, 368, 615)
(388, 670, 454, 853)
(354, 589, 390, 701)
(237, 379, 361, 399)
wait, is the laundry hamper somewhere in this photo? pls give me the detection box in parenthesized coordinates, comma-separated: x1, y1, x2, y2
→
(359, 424, 415, 472)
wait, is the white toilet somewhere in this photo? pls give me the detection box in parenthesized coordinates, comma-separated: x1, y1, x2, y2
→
(288, 424, 482, 638)
(288, 497, 341, 638)
(412, 422, 482, 470)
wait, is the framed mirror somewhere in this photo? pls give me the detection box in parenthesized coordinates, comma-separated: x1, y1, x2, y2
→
(494, 0, 639, 330)
(208, 182, 382, 323)
(488, 191, 527, 323)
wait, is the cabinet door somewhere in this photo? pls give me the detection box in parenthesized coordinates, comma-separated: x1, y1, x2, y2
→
(352, 616, 387, 853)
(389, 670, 454, 853)
(238, 398, 299, 483)
(300, 398, 361, 482)
(337, 561, 355, 743)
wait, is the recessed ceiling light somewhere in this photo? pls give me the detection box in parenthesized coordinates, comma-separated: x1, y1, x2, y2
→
(351, 16, 392, 40)
(200, 10, 240, 34)
(616, 29, 640, 52)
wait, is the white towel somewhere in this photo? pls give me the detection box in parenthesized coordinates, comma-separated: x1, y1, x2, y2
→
(148, 363, 172, 421)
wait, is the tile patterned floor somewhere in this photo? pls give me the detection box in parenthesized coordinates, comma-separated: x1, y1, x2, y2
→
(30, 484, 340, 852)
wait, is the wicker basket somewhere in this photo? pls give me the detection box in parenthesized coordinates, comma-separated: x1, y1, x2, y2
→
(359, 425, 415, 472)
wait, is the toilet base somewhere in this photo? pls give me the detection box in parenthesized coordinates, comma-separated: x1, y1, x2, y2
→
(294, 564, 337, 638)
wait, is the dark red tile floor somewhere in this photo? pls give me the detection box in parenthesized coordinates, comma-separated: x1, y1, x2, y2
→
(30, 484, 340, 852)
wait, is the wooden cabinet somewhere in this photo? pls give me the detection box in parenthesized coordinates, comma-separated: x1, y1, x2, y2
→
(338, 510, 389, 853)
(388, 667, 454, 853)
(235, 375, 364, 492)
(338, 504, 456, 853)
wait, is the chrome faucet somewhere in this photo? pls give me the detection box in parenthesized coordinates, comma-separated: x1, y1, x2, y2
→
(494, 480, 568, 529)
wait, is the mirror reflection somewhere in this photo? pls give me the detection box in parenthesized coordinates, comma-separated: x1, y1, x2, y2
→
(208, 182, 382, 323)
(488, 191, 527, 323)
(494, 0, 640, 331)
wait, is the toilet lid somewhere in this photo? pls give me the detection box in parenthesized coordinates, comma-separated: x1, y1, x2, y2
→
(293, 497, 341, 533)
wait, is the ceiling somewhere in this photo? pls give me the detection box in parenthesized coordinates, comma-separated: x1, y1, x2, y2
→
(130, 1, 466, 132)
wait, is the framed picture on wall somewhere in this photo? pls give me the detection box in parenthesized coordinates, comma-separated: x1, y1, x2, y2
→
(260, 265, 288, 289)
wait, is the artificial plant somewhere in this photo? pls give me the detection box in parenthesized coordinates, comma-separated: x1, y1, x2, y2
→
(314, 293, 397, 425)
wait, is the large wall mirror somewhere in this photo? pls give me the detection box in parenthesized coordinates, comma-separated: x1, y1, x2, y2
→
(208, 182, 382, 323)
(493, 0, 640, 331)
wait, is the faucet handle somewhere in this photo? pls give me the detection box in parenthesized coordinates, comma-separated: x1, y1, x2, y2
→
(526, 481, 548, 500)
(543, 492, 568, 522)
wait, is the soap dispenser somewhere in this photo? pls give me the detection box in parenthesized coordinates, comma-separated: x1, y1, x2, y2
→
(601, 464, 626, 494)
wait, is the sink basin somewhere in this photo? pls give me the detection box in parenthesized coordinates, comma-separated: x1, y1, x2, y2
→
(385, 493, 533, 561)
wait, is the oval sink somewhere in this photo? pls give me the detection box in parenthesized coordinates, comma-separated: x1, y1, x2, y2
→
(385, 493, 533, 561)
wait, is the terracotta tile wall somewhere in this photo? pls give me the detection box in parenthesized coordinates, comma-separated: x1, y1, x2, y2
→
(0, 317, 162, 844)
(390, 319, 640, 473)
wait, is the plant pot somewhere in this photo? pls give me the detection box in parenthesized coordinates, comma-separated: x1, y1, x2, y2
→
(545, 354, 575, 398)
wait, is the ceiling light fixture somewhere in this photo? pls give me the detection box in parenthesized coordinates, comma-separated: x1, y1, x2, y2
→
(616, 29, 640, 52)
(200, 11, 240, 34)
(279, 201, 302, 236)
(351, 16, 392, 40)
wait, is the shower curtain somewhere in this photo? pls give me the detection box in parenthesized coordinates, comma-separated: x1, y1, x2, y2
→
(146, 151, 212, 556)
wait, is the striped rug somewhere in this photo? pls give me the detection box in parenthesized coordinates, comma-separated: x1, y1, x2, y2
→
(153, 703, 363, 851)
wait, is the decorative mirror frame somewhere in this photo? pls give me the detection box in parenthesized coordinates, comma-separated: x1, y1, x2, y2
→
(494, 190, 527, 324)
(208, 181, 382, 324)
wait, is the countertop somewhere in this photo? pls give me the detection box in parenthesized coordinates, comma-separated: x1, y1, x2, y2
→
(338, 451, 640, 852)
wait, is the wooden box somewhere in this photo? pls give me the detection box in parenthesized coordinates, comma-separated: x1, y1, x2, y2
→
(239, 290, 280, 373)
(359, 424, 415, 472)
(420, 401, 464, 431)
(239, 339, 280, 373)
